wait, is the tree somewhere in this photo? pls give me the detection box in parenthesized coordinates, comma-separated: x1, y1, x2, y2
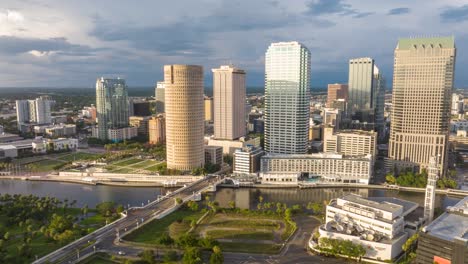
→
(176, 233, 199, 248)
(385, 174, 396, 184)
(96, 201, 116, 217)
(210, 245, 224, 264)
(175, 198, 183, 205)
(163, 251, 178, 262)
(182, 247, 202, 264)
(139, 249, 155, 264)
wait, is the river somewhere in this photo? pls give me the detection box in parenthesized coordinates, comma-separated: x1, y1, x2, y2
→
(0, 180, 461, 209)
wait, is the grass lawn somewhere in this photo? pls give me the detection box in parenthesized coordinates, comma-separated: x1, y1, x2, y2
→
(59, 152, 101, 162)
(206, 229, 274, 240)
(146, 163, 165, 172)
(112, 158, 142, 166)
(124, 209, 204, 244)
(29, 159, 66, 172)
(129, 160, 159, 168)
(111, 168, 135, 173)
(219, 242, 281, 254)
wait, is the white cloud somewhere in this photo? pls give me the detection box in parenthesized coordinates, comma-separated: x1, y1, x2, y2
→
(28, 50, 54, 57)
(6, 10, 24, 22)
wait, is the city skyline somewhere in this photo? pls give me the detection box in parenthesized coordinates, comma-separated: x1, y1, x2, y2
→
(0, 1, 468, 88)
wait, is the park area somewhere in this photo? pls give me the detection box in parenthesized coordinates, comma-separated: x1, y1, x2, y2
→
(123, 200, 297, 255)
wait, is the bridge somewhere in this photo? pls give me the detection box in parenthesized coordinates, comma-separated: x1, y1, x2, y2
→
(32, 175, 226, 264)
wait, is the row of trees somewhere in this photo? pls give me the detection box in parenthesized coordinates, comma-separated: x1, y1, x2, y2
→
(386, 169, 458, 189)
(318, 237, 366, 259)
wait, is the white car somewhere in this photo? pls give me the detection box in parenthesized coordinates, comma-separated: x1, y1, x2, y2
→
(118, 251, 125, 255)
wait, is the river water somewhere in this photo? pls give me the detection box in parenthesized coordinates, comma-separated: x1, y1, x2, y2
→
(0, 180, 461, 210)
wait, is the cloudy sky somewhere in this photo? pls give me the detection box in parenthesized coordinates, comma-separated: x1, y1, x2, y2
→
(1, 0, 468, 88)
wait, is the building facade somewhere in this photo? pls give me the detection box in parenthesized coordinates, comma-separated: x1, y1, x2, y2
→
(204, 96, 214, 123)
(318, 194, 420, 261)
(165, 65, 205, 171)
(323, 127, 377, 157)
(148, 115, 166, 144)
(327, 83, 348, 107)
(95, 78, 129, 140)
(264, 42, 311, 154)
(16, 96, 53, 130)
(155, 81, 165, 114)
(233, 146, 265, 175)
(388, 37, 456, 175)
(416, 196, 468, 264)
(260, 153, 373, 184)
(212, 65, 246, 140)
(204, 145, 223, 165)
(129, 116, 151, 136)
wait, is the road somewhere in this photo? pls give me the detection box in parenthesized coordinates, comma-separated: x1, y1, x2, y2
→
(34, 175, 219, 264)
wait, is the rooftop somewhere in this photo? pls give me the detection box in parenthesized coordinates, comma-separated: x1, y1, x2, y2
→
(397, 36, 455, 50)
(423, 196, 468, 242)
(263, 153, 372, 161)
(340, 194, 403, 214)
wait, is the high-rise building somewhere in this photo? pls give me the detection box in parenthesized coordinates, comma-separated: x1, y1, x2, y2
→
(374, 67, 386, 137)
(148, 114, 166, 144)
(164, 65, 205, 170)
(327, 83, 348, 107)
(264, 41, 311, 154)
(212, 65, 246, 140)
(204, 96, 213, 122)
(95, 77, 129, 140)
(347, 58, 385, 131)
(388, 37, 456, 175)
(233, 146, 264, 175)
(15, 96, 53, 129)
(155, 81, 165, 114)
(451, 93, 464, 115)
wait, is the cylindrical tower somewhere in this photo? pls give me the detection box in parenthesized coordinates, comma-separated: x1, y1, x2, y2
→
(164, 65, 205, 171)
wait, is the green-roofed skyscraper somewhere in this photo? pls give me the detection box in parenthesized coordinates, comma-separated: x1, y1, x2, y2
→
(388, 36, 456, 176)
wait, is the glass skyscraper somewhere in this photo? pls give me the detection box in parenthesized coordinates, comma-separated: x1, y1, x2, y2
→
(96, 77, 129, 140)
(347, 58, 385, 133)
(264, 42, 311, 154)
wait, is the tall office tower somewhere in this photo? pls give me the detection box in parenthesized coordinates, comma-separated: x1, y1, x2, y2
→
(148, 114, 166, 144)
(212, 65, 246, 140)
(204, 96, 214, 122)
(95, 77, 129, 140)
(155, 81, 165, 114)
(264, 42, 311, 154)
(164, 65, 204, 170)
(389, 37, 456, 175)
(327, 83, 348, 107)
(373, 67, 386, 137)
(348, 58, 376, 128)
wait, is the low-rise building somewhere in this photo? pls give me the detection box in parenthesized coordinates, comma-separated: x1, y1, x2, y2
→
(0, 145, 18, 159)
(233, 146, 264, 175)
(207, 136, 261, 155)
(34, 124, 76, 138)
(92, 126, 138, 142)
(318, 194, 422, 261)
(32, 137, 78, 153)
(416, 197, 468, 264)
(0, 133, 23, 143)
(260, 153, 373, 184)
(129, 116, 151, 136)
(323, 127, 377, 157)
(204, 145, 223, 165)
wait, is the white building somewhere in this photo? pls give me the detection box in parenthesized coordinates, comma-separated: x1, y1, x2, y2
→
(212, 65, 246, 140)
(323, 127, 377, 157)
(32, 137, 78, 153)
(107, 127, 138, 142)
(451, 93, 464, 115)
(317, 194, 422, 261)
(264, 42, 311, 154)
(260, 153, 373, 184)
(34, 124, 76, 138)
(207, 136, 261, 155)
(233, 146, 265, 175)
(16, 96, 53, 130)
(0, 145, 18, 159)
(450, 119, 468, 133)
